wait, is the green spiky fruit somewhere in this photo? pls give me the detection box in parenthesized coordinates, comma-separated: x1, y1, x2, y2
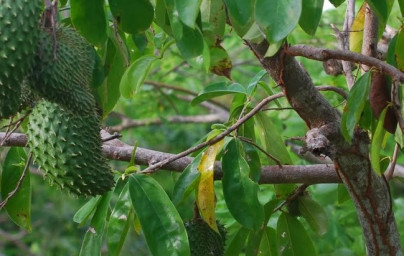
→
(185, 219, 227, 256)
(0, 0, 42, 118)
(27, 100, 114, 196)
(19, 80, 39, 111)
(29, 26, 96, 114)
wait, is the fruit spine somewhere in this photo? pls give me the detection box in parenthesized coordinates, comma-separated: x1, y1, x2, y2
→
(0, 0, 42, 118)
(27, 100, 115, 196)
(29, 26, 96, 115)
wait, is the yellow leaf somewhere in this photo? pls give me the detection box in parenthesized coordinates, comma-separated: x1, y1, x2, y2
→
(350, 3, 366, 53)
(196, 139, 224, 232)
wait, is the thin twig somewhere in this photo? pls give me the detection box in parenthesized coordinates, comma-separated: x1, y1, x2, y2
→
(141, 92, 285, 173)
(385, 143, 399, 181)
(101, 133, 122, 142)
(272, 184, 309, 213)
(238, 136, 282, 167)
(0, 153, 32, 210)
(0, 113, 28, 147)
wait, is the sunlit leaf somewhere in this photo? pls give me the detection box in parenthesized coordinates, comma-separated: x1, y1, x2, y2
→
(70, 0, 107, 47)
(79, 192, 112, 256)
(395, 29, 404, 72)
(299, 0, 324, 35)
(371, 106, 388, 175)
(129, 174, 190, 256)
(254, 112, 293, 165)
(107, 183, 132, 256)
(172, 153, 202, 205)
(73, 196, 101, 226)
(109, 0, 154, 34)
(298, 195, 328, 236)
(209, 45, 232, 79)
(224, 0, 255, 36)
(164, 0, 204, 59)
(191, 82, 247, 105)
(277, 213, 317, 256)
(349, 4, 366, 53)
(120, 55, 157, 98)
(247, 70, 267, 96)
(1, 148, 31, 231)
(197, 140, 224, 232)
(222, 139, 264, 230)
(201, 0, 226, 40)
(255, 0, 302, 43)
(341, 72, 371, 141)
(176, 0, 202, 28)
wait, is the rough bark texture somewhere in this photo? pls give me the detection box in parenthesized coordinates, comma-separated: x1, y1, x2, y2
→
(246, 40, 402, 255)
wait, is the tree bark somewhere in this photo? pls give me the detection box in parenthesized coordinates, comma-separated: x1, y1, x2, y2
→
(245, 40, 402, 255)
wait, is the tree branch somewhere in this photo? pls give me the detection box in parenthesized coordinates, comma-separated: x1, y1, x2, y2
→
(285, 45, 404, 83)
(0, 132, 341, 184)
(108, 113, 228, 132)
(246, 40, 402, 255)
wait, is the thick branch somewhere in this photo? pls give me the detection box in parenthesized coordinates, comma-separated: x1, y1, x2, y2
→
(285, 45, 404, 83)
(0, 132, 340, 184)
(246, 40, 402, 255)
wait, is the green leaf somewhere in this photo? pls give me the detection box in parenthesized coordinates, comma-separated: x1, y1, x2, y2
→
(164, 0, 205, 59)
(298, 195, 328, 236)
(191, 82, 247, 105)
(247, 70, 267, 96)
(277, 213, 317, 256)
(224, 0, 255, 37)
(200, 0, 226, 40)
(243, 142, 262, 183)
(366, 0, 389, 24)
(107, 183, 132, 256)
(129, 174, 190, 256)
(209, 45, 232, 79)
(341, 72, 371, 141)
(79, 192, 112, 256)
(73, 196, 101, 226)
(399, 0, 404, 16)
(258, 227, 276, 256)
(337, 184, 350, 204)
(371, 106, 388, 175)
(329, 0, 345, 7)
(1, 148, 31, 231)
(96, 41, 126, 116)
(222, 139, 264, 230)
(395, 29, 404, 72)
(176, 0, 202, 28)
(245, 200, 278, 256)
(225, 227, 250, 256)
(387, 34, 398, 67)
(299, 0, 324, 35)
(70, 0, 107, 47)
(172, 153, 202, 205)
(109, 0, 154, 34)
(255, 0, 302, 43)
(254, 112, 293, 165)
(120, 55, 157, 98)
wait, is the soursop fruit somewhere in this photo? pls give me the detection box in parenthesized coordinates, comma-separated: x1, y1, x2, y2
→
(27, 100, 115, 196)
(29, 26, 96, 115)
(0, 0, 42, 118)
(185, 218, 227, 256)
